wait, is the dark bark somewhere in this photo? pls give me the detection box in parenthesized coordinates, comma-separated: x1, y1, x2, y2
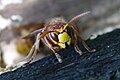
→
(0, 29, 120, 80)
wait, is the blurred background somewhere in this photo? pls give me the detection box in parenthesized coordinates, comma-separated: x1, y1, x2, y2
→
(0, 0, 120, 68)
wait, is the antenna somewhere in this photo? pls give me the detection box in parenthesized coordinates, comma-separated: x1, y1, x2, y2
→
(64, 11, 90, 29)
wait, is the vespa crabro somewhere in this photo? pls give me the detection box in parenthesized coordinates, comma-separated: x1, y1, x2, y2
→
(22, 11, 96, 64)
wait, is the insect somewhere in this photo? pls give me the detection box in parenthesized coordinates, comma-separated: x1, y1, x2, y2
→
(22, 11, 96, 64)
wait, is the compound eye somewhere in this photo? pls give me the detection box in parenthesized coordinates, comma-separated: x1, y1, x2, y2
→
(63, 29, 67, 32)
(63, 30, 65, 32)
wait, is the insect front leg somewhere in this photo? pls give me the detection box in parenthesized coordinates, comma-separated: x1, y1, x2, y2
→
(24, 44, 36, 63)
(26, 34, 40, 64)
(77, 35, 96, 52)
(74, 43, 82, 55)
(77, 35, 96, 53)
(73, 33, 82, 55)
(41, 37, 62, 63)
(49, 47, 62, 63)
(54, 52, 62, 63)
(19, 34, 40, 66)
(22, 28, 43, 39)
(25, 44, 38, 64)
(81, 40, 96, 52)
(45, 44, 62, 63)
(71, 24, 96, 53)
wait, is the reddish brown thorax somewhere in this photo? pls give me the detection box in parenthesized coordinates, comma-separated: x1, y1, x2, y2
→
(44, 23, 65, 32)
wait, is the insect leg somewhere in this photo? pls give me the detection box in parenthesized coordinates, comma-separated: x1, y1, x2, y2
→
(22, 28, 43, 39)
(42, 35, 62, 63)
(73, 28, 96, 53)
(21, 33, 40, 65)
(55, 53, 62, 63)
(81, 40, 96, 52)
(74, 43, 82, 55)
(23, 44, 35, 62)
(26, 47, 38, 64)
(45, 44, 62, 63)
(27, 33, 40, 63)
(30, 29, 43, 36)
(73, 33, 82, 55)
(16, 44, 36, 66)
(48, 46, 62, 63)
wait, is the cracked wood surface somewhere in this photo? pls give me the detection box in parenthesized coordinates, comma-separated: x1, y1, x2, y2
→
(0, 29, 120, 80)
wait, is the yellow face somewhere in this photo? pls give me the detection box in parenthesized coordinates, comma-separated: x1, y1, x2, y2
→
(58, 31, 71, 48)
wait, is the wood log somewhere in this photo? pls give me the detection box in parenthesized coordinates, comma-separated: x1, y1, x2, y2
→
(0, 29, 120, 80)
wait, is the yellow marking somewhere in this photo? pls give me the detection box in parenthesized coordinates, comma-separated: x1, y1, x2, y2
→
(67, 38, 71, 45)
(58, 32, 71, 48)
(58, 43, 66, 48)
(56, 24, 68, 33)
(56, 28, 63, 33)
(58, 32, 70, 43)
